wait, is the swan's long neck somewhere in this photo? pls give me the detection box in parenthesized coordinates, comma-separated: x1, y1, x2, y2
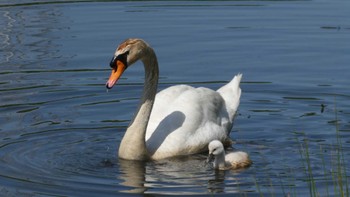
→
(118, 48, 159, 161)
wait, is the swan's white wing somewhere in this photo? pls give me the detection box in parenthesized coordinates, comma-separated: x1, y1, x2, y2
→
(146, 85, 230, 159)
(143, 74, 242, 160)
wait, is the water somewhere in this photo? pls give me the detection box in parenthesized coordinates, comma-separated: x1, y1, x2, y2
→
(1, 0, 350, 196)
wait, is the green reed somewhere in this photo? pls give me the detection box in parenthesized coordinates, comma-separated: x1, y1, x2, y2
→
(254, 111, 349, 196)
(295, 105, 349, 197)
(297, 137, 317, 197)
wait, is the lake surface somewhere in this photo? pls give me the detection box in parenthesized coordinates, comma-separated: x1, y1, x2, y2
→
(1, 0, 350, 196)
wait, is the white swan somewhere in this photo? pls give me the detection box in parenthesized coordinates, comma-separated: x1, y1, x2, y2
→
(106, 38, 242, 161)
(207, 140, 252, 170)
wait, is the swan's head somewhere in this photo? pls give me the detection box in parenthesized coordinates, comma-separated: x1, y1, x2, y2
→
(106, 38, 149, 89)
(207, 140, 225, 162)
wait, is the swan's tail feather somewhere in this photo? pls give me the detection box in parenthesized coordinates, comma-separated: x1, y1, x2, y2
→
(232, 73, 243, 87)
(217, 73, 243, 121)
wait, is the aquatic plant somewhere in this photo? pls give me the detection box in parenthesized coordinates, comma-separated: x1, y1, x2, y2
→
(253, 104, 349, 197)
(295, 104, 349, 197)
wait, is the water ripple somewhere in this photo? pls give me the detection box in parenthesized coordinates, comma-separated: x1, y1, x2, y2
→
(0, 129, 120, 195)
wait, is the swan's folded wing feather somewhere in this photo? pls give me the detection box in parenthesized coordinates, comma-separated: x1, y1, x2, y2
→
(145, 85, 230, 159)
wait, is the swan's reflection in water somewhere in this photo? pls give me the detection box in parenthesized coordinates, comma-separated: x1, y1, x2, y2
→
(118, 159, 147, 193)
(118, 155, 249, 195)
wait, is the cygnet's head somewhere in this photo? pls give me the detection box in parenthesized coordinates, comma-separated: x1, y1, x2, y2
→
(207, 140, 225, 164)
(208, 140, 224, 156)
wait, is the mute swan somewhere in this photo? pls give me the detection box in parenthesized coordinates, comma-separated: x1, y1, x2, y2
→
(106, 38, 242, 161)
(207, 140, 252, 170)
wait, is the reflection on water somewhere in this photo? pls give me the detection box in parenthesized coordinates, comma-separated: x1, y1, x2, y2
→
(118, 160, 146, 193)
(0, 3, 73, 136)
(119, 155, 252, 195)
(0, 4, 69, 67)
(1, 0, 350, 196)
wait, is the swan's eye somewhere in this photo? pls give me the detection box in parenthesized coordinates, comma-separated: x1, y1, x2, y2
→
(110, 51, 129, 69)
(109, 56, 117, 68)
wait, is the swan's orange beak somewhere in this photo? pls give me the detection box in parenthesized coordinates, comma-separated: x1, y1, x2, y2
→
(106, 60, 127, 89)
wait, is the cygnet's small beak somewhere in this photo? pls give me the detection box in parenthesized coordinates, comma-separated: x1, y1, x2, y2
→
(207, 153, 214, 163)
